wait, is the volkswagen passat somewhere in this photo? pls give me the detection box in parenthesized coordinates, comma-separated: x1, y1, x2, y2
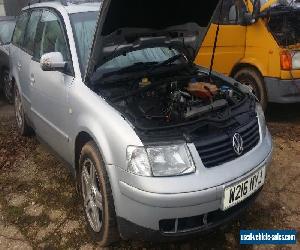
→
(10, 0, 272, 246)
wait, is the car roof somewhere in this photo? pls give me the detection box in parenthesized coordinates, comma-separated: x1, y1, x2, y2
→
(23, 1, 100, 15)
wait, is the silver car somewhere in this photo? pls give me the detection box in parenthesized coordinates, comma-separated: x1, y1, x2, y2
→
(10, 0, 272, 246)
(0, 16, 16, 103)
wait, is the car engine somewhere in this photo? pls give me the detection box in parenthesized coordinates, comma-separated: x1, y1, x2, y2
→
(97, 71, 245, 130)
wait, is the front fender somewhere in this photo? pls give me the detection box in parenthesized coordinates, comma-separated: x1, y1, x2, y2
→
(10, 66, 21, 92)
(74, 115, 113, 166)
(70, 82, 143, 170)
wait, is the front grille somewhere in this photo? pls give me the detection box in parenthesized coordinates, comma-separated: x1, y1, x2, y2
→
(159, 215, 206, 234)
(159, 187, 262, 235)
(195, 118, 260, 168)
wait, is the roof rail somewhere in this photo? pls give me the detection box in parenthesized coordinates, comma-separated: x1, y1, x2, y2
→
(28, 0, 101, 6)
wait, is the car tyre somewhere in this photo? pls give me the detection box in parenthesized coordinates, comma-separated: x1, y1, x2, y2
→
(78, 141, 119, 246)
(234, 68, 268, 111)
(14, 86, 32, 136)
(3, 69, 13, 104)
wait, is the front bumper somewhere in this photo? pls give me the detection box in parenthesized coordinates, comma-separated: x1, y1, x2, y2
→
(117, 187, 263, 242)
(265, 77, 300, 103)
(107, 130, 273, 241)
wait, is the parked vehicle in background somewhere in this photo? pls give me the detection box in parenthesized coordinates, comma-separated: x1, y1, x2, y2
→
(0, 16, 16, 103)
(195, 0, 300, 110)
(10, 0, 272, 246)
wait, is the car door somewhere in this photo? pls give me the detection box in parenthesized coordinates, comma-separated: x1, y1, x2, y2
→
(30, 9, 74, 162)
(0, 21, 10, 73)
(22, 9, 42, 119)
(10, 11, 31, 113)
(195, 0, 247, 75)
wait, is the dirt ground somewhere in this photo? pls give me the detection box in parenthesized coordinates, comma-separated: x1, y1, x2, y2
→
(0, 94, 299, 250)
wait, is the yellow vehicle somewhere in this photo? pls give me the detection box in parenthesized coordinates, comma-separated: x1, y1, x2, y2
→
(195, 0, 300, 109)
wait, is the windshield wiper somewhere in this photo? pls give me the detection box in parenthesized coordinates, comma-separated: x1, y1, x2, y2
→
(93, 62, 159, 82)
(113, 54, 186, 75)
(149, 53, 188, 72)
(92, 54, 188, 84)
(104, 62, 158, 77)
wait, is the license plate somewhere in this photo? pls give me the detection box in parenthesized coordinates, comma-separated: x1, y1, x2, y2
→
(222, 167, 266, 211)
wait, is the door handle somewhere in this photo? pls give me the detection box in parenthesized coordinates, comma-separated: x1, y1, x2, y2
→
(17, 62, 21, 71)
(30, 75, 35, 87)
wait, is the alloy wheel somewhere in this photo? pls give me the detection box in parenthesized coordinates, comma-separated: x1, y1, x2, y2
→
(3, 71, 12, 103)
(15, 88, 23, 129)
(81, 158, 103, 232)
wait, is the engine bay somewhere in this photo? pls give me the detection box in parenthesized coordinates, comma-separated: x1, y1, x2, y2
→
(96, 69, 247, 131)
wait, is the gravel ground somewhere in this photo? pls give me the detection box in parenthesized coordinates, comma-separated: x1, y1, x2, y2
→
(0, 95, 299, 249)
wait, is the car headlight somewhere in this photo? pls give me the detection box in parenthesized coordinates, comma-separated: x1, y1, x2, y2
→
(292, 51, 300, 70)
(280, 50, 300, 70)
(127, 144, 195, 177)
(256, 104, 266, 138)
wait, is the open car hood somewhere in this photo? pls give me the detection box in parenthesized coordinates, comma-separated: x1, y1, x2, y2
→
(260, 0, 279, 12)
(84, 0, 219, 82)
(260, 0, 300, 12)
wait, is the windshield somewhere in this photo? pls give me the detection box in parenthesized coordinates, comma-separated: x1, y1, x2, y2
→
(95, 47, 179, 78)
(70, 11, 98, 74)
(70, 12, 178, 78)
(259, 0, 269, 4)
(70, 11, 180, 77)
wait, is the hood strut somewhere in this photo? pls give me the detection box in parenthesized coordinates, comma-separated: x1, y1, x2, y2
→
(209, 0, 225, 80)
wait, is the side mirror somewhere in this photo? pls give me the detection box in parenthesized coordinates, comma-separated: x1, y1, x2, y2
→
(242, 12, 256, 25)
(40, 52, 66, 72)
(242, 0, 261, 25)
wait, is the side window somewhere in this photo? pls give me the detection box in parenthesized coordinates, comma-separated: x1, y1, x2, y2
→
(24, 10, 42, 55)
(0, 21, 16, 44)
(12, 12, 29, 47)
(34, 10, 70, 61)
(213, 0, 246, 25)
